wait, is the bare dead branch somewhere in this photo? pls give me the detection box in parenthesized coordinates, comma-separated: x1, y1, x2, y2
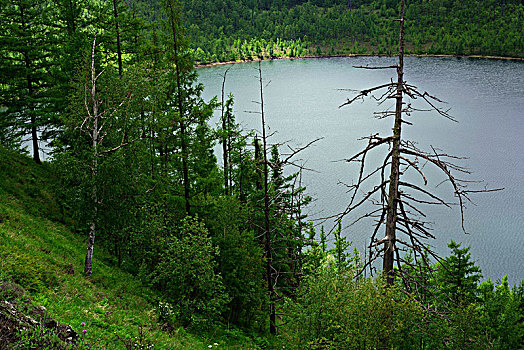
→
(354, 64, 399, 70)
(339, 83, 396, 108)
(399, 155, 427, 185)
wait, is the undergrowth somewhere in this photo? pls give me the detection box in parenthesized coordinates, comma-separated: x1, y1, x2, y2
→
(0, 148, 263, 349)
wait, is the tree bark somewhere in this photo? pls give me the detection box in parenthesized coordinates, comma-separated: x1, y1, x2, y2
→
(84, 34, 99, 277)
(383, 0, 405, 286)
(221, 69, 229, 195)
(20, 5, 40, 164)
(112, 0, 123, 77)
(254, 137, 262, 191)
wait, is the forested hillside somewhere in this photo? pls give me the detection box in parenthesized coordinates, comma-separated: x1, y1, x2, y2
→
(1, 147, 523, 348)
(1, 0, 524, 347)
(163, 0, 524, 62)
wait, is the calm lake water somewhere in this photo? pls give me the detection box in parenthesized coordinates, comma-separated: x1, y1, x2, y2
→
(198, 56, 524, 284)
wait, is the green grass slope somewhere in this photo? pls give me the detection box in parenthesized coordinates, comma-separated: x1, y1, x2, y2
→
(0, 148, 261, 349)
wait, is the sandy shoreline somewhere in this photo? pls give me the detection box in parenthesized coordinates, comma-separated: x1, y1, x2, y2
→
(194, 53, 524, 69)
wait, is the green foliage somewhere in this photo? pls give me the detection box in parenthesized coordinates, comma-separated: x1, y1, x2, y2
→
(0, 245, 58, 292)
(1, 0, 523, 346)
(435, 240, 482, 306)
(281, 266, 424, 349)
(0, 147, 62, 222)
(115, 325, 156, 350)
(302, 224, 361, 276)
(288, 240, 524, 349)
(17, 323, 66, 350)
(203, 197, 268, 331)
(328, 221, 353, 271)
(477, 276, 524, 348)
(0, 0, 59, 160)
(170, 0, 524, 63)
(0, 148, 268, 349)
(399, 241, 524, 348)
(150, 216, 229, 327)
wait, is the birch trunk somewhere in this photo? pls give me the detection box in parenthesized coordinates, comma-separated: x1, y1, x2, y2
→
(84, 34, 99, 277)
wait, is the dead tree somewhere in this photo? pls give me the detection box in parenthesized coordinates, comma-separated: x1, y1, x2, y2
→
(337, 0, 501, 286)
(83, 33, 101, 278)
(256, 61, 277, 334)
(250, 62, 322, 334)
(220, 67, 233, 195)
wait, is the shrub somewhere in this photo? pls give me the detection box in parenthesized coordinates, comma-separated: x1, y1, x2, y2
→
(150, 217, 228, 327)
(202, 197, 267, 331)
(280, 266, 425, 349)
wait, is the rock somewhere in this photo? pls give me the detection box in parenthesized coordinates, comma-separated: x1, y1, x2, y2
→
(0, 293, 79, 348)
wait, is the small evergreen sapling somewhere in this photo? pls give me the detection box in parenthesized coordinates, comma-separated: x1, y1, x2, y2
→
(435, 240, 482, 306)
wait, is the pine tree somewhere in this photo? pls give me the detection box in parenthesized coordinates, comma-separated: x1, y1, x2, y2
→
(435, 240, 482, 306)
(157, 0, 220, 216)
(95, 0, 147, 74)
(0, 0, 57, 162)
(50, 0, 90, 113)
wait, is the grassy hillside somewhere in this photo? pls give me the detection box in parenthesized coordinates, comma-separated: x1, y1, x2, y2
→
(0, 148, 262, 349)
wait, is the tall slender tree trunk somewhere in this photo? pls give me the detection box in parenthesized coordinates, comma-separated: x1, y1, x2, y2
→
(383, 0, 405, 286)
(258, 62, 276, 335)
(66, 0, 77, 32)
(84, 34, 100, 277)
(20, 5, 40, 164)
(112, 0, 123, 77)
(84, 158, 97, 277)
(221, 69, 229, 195)
(166, 0, 190, 215)
(227, 122, 233, 190)
(30, 115, 40, 164)
(254, 136, 262, 192)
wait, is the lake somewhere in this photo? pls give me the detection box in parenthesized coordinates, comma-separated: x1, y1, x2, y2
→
(197, 56, 524, 284)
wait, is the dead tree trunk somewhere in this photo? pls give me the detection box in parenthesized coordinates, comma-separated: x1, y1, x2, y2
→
(81, 32, 137, 277)
(336, 0, 501, 287)
(257, 62, 277, 335)
(383, 0, 405, 286)
(221, 67, 231, 195)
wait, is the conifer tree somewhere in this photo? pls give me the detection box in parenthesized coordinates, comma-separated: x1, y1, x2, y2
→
(162, 0, 194, 215)
(436, 240, 482, 306)
(253, 62, 318, 334)
(0, 0, 57, 162)
(96, 0, 146, 74)
(49, 0, 90, 143)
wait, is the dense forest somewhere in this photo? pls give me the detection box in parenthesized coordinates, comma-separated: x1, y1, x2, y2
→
(174, 0, 524, 62)
(1, 0, 523, 348)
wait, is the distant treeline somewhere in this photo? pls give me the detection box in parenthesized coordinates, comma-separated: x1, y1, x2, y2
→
(136, 0, 524, 63)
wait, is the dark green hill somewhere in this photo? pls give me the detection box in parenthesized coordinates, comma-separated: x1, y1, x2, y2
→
(136, 0, 524, 63)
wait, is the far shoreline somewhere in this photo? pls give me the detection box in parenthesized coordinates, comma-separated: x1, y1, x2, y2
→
(195, 53, 524, 69)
